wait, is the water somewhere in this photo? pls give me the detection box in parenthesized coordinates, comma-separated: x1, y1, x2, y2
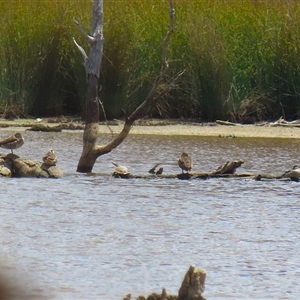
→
(1, 130, 300, 299)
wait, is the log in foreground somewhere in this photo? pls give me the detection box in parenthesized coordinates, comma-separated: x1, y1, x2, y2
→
(0, 153, 63, 178)
(124, 266, 206, 300)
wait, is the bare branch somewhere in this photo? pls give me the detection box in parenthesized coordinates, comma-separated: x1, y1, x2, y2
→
(94, 0, 177, 156)
(127, 0, 176, 122)
(74, 19, 95, 43)
(161, 0, 175, 70)
(86, 0, 104, 77)
(72, 37, 88, 64)
(151, 69, 186, 102)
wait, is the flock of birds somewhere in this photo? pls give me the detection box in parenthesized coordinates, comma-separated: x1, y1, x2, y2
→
(112, 151, 193, 178)
(112, 150, 300, 181)
(0, 133, 193, 175)
(0, 132, 57, 166)
(1, 133, 299, 180)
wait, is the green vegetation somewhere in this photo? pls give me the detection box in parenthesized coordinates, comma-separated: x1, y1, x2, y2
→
(1, 0, 300, 122)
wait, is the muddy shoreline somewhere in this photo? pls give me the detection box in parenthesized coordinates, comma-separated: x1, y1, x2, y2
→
(0, 118, 300, 139)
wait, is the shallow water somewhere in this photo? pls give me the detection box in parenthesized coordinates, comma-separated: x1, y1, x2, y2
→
(1, 131, 300, 299)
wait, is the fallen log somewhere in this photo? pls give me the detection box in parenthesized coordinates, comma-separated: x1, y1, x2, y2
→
(216, 120, 237, 126)
(115, 172, 287, 180)
(27, 122, 85, 131)
(27, 124, 63, 132)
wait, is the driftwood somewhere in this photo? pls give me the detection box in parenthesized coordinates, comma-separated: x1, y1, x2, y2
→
(27, 123, 84, 132)
(216, 120, 237, 126)
(27, 124, 62, 132)
(0, 153, 63, 178)
(124, 266, 206, 300)
(211, 159, 244, 175)
(264, 116, 300, 127)
(217, 117, 300, 128)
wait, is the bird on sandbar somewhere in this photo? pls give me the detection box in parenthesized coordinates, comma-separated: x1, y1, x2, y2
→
(42, 149, 58, 166)
(178, 152, 192, 174)
(0, 133, 24, 154)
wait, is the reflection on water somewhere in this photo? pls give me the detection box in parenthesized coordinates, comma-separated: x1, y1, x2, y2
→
(1, 131, 300, 299)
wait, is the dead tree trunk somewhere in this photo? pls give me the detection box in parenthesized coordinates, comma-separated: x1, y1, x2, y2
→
(74, 0, 178, 173)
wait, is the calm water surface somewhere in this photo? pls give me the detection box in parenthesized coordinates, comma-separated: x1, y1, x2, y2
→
(1, 130, 300, 299)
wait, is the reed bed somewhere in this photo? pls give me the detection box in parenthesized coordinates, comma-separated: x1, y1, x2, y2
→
(1, 0, 300, 122)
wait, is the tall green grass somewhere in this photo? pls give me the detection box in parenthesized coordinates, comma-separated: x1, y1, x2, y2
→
(1, 0, 300, 121)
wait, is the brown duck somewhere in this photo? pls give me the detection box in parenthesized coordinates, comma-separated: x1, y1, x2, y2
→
(178, 152, 192, 174)
(0, 133, 24, 154)
(43, 149, 58, 166)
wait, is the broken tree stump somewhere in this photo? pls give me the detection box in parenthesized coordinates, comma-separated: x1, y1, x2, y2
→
(126, 266, 206, 300)
(178, 266, 206, 300)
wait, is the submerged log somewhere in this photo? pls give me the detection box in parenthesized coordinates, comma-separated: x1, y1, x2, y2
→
(0, 153, 63, 178)
(113, 159, 296, 181)
(115, 172, 290, 181)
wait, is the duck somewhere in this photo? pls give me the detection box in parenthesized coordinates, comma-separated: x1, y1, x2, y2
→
(42, 149, 58, 166)
(0, 133, 24, 154)
(178, 152, 192, 174)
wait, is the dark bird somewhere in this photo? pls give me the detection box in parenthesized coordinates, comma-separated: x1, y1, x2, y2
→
(156, 167, 163, 175)
(0, 133, 24, 154)
(178, 152, 192, 174)
(254, 174, 262, 181)
(123, 294, 131, 300)
(149, 163, 161, 174)
(43, 149, 58, 166)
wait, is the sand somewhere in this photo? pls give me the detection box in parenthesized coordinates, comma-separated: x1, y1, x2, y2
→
(113, 123, 300, 139)
(1, 118, 300, 139)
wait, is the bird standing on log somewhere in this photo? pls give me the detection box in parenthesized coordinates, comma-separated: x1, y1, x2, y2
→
(43, 149, 58, 166)
(178, 152, 192, 174)
(0, 133, 24, 154)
